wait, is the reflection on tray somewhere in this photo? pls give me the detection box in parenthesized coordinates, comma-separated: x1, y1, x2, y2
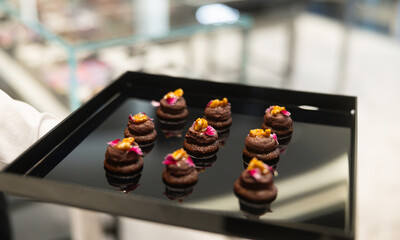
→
(158, 120, 187, 138)
(192, 155, 217, 169)
(216, 129, 231, 148)
(105, 171, 142, 194)
(164, 185, 194, 201)
(139, 143, 155, 157)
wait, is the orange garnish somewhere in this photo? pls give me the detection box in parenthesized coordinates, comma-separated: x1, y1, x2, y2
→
(131, 113, 148, 123)
(247, 158, 269, 174)
(249, 128, 271, 138)
(270, 106, 286, 115)
(171, 148, 189, 161)
(115, 137, 135, 150)
(209, 97, 228, 108)
(164, 88, 183, 99)
(194, 118, 208, 132)
(174, 88, 183, 97)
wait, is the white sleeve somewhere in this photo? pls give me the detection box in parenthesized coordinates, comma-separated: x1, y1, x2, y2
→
(0, 90, 60, 170)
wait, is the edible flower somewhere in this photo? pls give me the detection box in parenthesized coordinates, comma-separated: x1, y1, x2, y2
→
(129, 145, 143, 155)
(249, 129, 271, 138)
(271, 133, 279, 144)
(129, 112, 151, 123)
(204, 125, 216, 136)
(166, 97, 177, 105)
(107, 139, 120, 146)
(163, 88, 184, 105)
(193, 118, 216, 136)
(247, 158, 277, 179)
(151, 100, 161, 107)
(107, 137, 143, 155)
(207, 97, 228, 108)
(163, 148, 194, 167)
(267, 105, 291, 116)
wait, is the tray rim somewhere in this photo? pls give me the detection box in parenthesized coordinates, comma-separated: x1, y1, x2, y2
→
(0, 71, 357, 239)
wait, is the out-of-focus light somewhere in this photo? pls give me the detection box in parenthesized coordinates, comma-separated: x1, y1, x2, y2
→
(196, 3, 240, 25)
(298, 105, 319, 111)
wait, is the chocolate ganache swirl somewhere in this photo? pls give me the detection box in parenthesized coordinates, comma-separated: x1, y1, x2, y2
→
(204, 104, 231, 121)
(263, 111, 292, 130)
(184, 126, 218, 145)
(125, 118, 155, 135)
(245, 135, 277, 153)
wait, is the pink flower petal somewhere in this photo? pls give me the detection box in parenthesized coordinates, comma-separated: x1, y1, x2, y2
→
(272, 133, 279, 144)
(248, 169, 262, 180)
(107, 139, 120, 146)
(205, 126, 216, 136)
(163, 155, 177, 165)
(206, 100, 213, 107)
(129, 114, 134, 122)
(281, 110, 291, 116)
(129, 146, 143, 155)
(186, 156, 194, 167)
(162, 159, 177, 165)
(151, 100, 160, 107)
(166, 97, 177, 105)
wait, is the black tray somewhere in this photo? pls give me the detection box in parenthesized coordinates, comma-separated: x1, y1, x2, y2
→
(0, 72, 356, 240)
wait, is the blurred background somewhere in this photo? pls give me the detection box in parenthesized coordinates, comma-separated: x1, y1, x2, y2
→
(1, 0, 399, 240)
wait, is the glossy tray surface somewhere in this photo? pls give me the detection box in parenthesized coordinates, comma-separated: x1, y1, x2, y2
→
(2, 72, 356, 240)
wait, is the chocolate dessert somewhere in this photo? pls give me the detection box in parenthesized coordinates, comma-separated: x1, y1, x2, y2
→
(124, 112, 157, 147)
(204, 97, 232, 132)
(234, 158, 278, 215)
(162, 148, 198, 199)
(156, 88, 189, 124)
(183, 118, 219, 160)
(242, 129, 280, 166)
(104, 137, 143, 177)
(262, 105, 293, 145)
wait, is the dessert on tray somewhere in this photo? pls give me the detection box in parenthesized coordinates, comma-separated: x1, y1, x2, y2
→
(183, 118, 219, 160)
(156, 88, 188, 125)
(124, 112, 157, 147)
(242, 129, 280, 167)
(155, 88, 188, 138)
(262, 105, 293, 145)
(104, 137, 143, 178)
(234, 158, 278, 216)
(162, 148, 198, 200)
(203, 97, 232, 132)
(105, 171, 142, 194)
